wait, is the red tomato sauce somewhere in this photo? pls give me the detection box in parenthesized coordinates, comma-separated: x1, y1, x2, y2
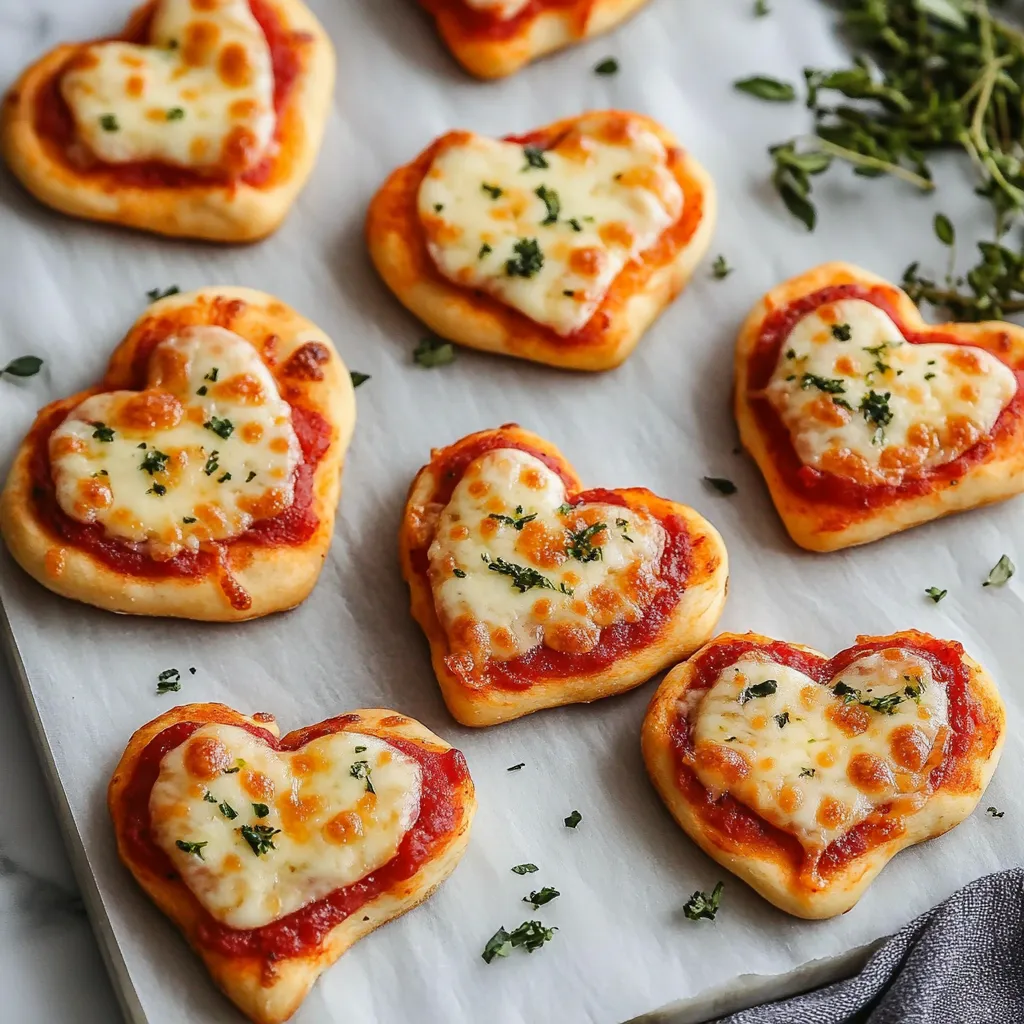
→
(27, 386, 331, 583)
(412, 434, 693, 690)
(420, 0, 584, 40)
(34, 0, 305, 189)
(668, 635, 980, 879)
(748, 283, 1024, 510)
(119, 715, 470, 962)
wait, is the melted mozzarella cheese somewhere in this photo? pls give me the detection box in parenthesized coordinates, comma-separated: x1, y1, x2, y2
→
(50, 326, 299, 560)
(418, 115, 683, 336)
(150, 725, 422, 930)
(464, 0, 531, 16)
(688, 650, 949, 852)
(428, 448, 665, 673)
(766, 298, 1017, 485)
(60, 0, 274, 175)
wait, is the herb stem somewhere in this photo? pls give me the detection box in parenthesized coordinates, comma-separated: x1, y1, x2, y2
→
(809, 137, 935, 192)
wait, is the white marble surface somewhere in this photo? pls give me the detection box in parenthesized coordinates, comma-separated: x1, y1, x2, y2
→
(0, 651, 121, 1024)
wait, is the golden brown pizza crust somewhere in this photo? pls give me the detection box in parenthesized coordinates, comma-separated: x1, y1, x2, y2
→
(109, 704, 476, 1024)
(735, 262, 1024, 551)
(367, 110, 716, 371)
(642, 630, 1006, 919)
(0, 286, 355, 621)
(0, 0, 333, 242)
(421, 0, 652, 79)
(400, 424, 730, 727)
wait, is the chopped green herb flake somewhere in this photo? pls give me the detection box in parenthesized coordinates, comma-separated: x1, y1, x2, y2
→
(522, 145, 549, 170)
(774, 711, 790, 728)
(984, 554, 1015, 587)
(711, 255, 732, 279)
(799, 767, 816, 778)
(481, 183, 503, 199)
(831, 323, 852, 341)
(99, 114, 119, 132)
(252, 803, 270, 819)
(511, 863, 539, 874)
(739, 680, 777, 704)
(534, 184, 560, 224)
(925, 586, 947, 603)
(175, 840, 207, 859)
(564, 810, 582, 829)
(703, 476, 737, 496)
(204, 416, 234, 440)
(413, 336, 457, 368)
(683, 881, 724, 921)
(156, 668, 181, 694)
(350, 371, 371, 388)
(204, 450, 220, 476)
(453, 568, 466, 578)
(146, 285, 179, 302)
(478, 243, 493, 259)
(219, 801, 238, 820)
(523, 887, 560, 908)
(506, 237, 544, 278)
(166, 107, 185, 121)
(507, 762, 526, 772)
(91, 422, 115, 442)
(566, 522, 606, 563)
(239, 824, 281, 856)
(987, 806, 1005, 818)
(350, 760, 375, 794)
(483, 554, 572, 595)
(140, 449, 170, 474)
(594, 57, 619, 75)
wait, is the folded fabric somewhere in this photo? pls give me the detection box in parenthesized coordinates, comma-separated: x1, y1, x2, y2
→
(716, 869, 1024, 1024)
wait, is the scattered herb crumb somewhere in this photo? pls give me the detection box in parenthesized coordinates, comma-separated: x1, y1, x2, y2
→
(683, 881, 724, 921)
(984, 555, 1015, 588)
(711, 255, 732, 279)
(564, 810, 582, 829)
(414, 337, 456, 368)
(511, 863, 539, 874)
(925, 587, 947, 603)
(1, 355, 43, 378)
(594, 57, 619, 75)
(156, 668, 181, 694)
(703, 476, 737, 496)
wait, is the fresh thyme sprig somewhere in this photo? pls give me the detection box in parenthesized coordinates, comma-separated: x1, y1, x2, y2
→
(764, 0, 1024, 321)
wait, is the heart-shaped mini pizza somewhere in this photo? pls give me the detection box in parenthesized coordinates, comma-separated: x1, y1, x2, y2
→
(418, 0, 652, 79)
(1, 0, 333, 241)
(109, 703, 475, 1024)
(367, 110, 715, 371)
(400, 425, 729, 726)
(0, 286, 354, 620)
(642, 630, 1005, 919)
(735, 262, 1024, 551)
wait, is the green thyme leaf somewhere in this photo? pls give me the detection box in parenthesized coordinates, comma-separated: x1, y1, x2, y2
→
(146, 285, 179, 301)
(594, 57, 619, 75)
(984, 554, 1015, 587)
(563, 810, 582, 829)
(734, 75, 796, 103)
(175, 840, 207, 859)
(204, 416, 233, 440)
(140, 449, 169, 474)
(350, 760, 375, 794)
(489, 506, 538, 531)
(252, 803, 270, 819)
(350, 371, 370, 388)
(1, 355, 43, 378)
(934, 213, 955, 247)
(484, 555, 572, 596)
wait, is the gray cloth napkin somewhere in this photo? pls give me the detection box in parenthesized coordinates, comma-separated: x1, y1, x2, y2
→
(717, 868, 1024, 1024)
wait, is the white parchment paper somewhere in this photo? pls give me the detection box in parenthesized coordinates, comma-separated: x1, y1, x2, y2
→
(1, 1, 1022, 1022)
